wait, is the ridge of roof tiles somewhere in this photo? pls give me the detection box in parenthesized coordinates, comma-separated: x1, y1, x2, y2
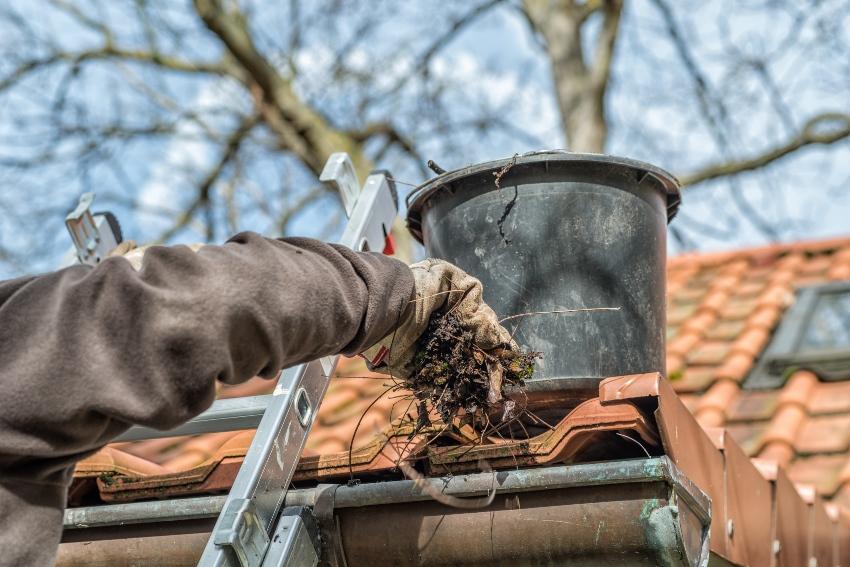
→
(71, 234, 850, 517)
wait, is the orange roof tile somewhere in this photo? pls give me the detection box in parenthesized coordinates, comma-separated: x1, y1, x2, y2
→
(69, 234, 850, 525)
(664, 235, 850, 520)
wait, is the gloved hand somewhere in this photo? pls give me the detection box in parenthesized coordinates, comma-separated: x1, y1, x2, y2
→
(361, 259, 513, 379)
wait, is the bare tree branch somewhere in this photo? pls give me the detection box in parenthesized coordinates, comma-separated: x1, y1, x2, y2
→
(155, 114, 259, 243)
(0, 47, 227, 93)
(48, 0, 113, 42)
(650, 0, 730, 148)
(680, 113, 850, 187)
(275, 184, 327, 234)
(418, 0, 506, 71)
(357, 0, 507, 111)
(348, 122, 428, 176)
(193, 0, 373, 179)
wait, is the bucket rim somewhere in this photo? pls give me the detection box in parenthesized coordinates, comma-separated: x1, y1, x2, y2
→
(405, 150, 681, 243)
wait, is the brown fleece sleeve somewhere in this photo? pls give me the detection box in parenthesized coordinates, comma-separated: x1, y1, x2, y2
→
(0, 231, 412, 480)
(0, 232, 413, 566)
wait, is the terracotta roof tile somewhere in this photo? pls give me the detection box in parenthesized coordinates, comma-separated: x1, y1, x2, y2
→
(676, 393, 701, 414)
(161, 431, 236, 472)
(757, 441, 796, 466)
(767, 269, 796, 286)
(704, 319, 746, 341)
(671, 366, 717, 393)
(700, 289, 732, 313)
(667, 331, 702, 357)
(725, 422, 768, 456)
(777, 370, 819, 408)
(709, 274, 742, 293)
(112, 436, 192, 465)
(75, 446, 171, 478)
(682, 311, 719, 335)
(761, 404, 807, 448)
(756, 284, 795, 309)
(699, 378, 740, 409)
(727, 389, 780, 422)
(719, 297, 761, 320)
(832, 482, 850, 511)
(798, 255, 834, 275)
(743, 264, 775, 278)
(746, 305, 782, 330)
(790, 455, 846, 498)
(834, 248, 850, 262)
(695, 408, 725, 428)
(714, 352, 756, 382)
(720, 258, 751, 276)
(829, 263, 850, 281)
(671, 286, 705, 303)
(734, 280, 768, 298)
(686, 341, 731, 365)
(730, 328, 770, 358)
(666, 352, 685, 375)
(663, 235, 850, 522)
(808, 381, 850, 415)
(795, 415, 850, 455)
(668, 302, 699, 325)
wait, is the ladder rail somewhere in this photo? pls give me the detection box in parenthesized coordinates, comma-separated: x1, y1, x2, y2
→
(114, 395, 272, 442)
(198, 165, 399, 566)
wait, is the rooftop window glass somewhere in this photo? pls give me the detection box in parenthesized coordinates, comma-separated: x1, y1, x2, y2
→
(745, 282, 850, 389)
(799, 290, 850, 351)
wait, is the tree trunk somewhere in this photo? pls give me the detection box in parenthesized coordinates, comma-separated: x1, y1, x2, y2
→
(523, 0, 622, 153)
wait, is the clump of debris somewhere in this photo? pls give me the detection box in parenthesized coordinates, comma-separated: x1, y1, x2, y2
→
(409, 312, 540, 428)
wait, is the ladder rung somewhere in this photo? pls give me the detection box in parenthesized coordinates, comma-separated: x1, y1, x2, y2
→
(114, 395, 271, 442)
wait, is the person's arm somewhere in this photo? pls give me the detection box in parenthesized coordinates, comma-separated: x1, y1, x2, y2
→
(0, 231, 413, 481)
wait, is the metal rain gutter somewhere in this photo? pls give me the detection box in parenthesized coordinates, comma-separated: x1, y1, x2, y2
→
(60, 456, 710, 566)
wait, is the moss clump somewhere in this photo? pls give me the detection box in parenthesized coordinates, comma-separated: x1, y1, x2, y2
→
(98, 472, 117, 486)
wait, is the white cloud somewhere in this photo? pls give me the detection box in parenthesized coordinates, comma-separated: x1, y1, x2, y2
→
(431, 51, 562, 148)
(137, 80, 240, 234)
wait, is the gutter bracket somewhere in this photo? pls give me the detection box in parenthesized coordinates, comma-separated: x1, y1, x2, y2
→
(314, 484, 347, 567)
(213, 499, 269, 567)
(262, 507, 321, 567)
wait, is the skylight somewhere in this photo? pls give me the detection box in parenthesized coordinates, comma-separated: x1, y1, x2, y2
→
(799, 290, 850, 351)
(745, 282, 850, 389)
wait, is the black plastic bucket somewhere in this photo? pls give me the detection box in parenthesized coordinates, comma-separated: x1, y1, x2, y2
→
(407, 151, 680, 400)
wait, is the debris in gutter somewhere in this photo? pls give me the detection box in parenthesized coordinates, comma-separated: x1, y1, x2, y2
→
(397, 458, 496, 510)
(408, 312, 540, 429)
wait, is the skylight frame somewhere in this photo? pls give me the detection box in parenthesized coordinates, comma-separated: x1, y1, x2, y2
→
(745, 281, 850, 389)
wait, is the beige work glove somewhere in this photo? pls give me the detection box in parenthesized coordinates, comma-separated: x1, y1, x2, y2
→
(362, 259, 513, 380)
